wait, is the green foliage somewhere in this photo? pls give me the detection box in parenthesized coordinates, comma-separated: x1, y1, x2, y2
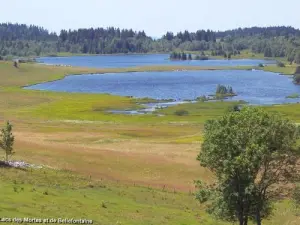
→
(0, 121, 15, 162)
(227, 104, 241, 112)
(101, 201, 107, 208)
(258, 63, 264, 67)
(196, 95, 208, 102)
(293, 74, 300, 84)
(292, 185, 300, 208)
(264, 47, 273, 57)
(196, 107, 300, 225)
(216, 84, 234, 95)
(170, 52, 189, 60)
(2, 23, 300, 58)
(287, 52, 295, 64)
(174, 109, 189, 116)
(295, 52, 300, 64)
(227, 52, 232, 59)
(181, 52, 187, 60)
(276, 61, 285, 67)
(195, 55, 209, 60)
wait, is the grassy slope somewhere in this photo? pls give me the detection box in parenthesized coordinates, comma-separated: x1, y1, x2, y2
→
(1, 61, 300, 224)
(1, 167, 298, 225)
(1, 168, 219, 225)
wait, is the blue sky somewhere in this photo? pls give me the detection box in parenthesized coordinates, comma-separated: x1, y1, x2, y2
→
(1, 0, 299, 37)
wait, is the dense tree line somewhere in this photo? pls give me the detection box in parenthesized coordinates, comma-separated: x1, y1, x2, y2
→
(0, 23, 57, 41)
(1, 23, 300, 64)
(163, 30, 216, 42)
(58, 27, 152, 54)
(215, 26, 300, 38)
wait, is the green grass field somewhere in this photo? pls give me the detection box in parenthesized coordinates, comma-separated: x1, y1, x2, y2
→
(1, 167, 298, 225)
(1, 61, 300, 224)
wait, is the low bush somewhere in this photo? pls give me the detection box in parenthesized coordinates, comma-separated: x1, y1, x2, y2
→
(276, 61, 285, 67)
(196, 95, 208, 102)
(174, 109, 189, 116)
(258, 63, 264, 67)
(293, 74, 300, 84)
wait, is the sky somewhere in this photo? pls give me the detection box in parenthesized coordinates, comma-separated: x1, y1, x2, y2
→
(1, 0, 300, 37)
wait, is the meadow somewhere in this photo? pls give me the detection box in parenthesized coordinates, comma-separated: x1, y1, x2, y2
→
(1, 61, 300, 224)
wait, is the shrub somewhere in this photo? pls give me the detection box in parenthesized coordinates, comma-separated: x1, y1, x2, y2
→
(216, 84, 234, 95)
(276, 61, 285, 67)
(258, 63, 264, 67)
(195, 55, 209, 60)
(227, 104, 241, 112)
(174, 109, 189, 116)
(293, 74, 300, 84)
(292, 185, 300, 208)
(196, 95, 208, 102)
(101, 202, 107, 208)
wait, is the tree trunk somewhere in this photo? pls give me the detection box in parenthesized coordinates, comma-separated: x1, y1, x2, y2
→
(5, 152, 8, 162)
(243, 216, 248, 225)
(256, 208, 262, 225)
(238, 213, 244, 225)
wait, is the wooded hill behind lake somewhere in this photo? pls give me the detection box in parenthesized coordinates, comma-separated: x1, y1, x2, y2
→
(1, 23, 300, 63)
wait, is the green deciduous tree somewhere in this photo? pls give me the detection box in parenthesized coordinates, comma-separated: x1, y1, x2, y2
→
(264, 47, 272, 57)
(295, 52, 300, 64)
(196, 107, 300, 225)
(287, 52, 295, 64)
(0, 121, 15, 162)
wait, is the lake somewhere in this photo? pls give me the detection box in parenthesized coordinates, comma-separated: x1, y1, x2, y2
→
(25, 70, 300, 105)
(37, 54, 273, 68)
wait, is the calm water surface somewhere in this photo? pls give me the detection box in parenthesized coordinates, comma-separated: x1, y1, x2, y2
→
(25, 70, 300, 105)
(37, 54, 274, 68)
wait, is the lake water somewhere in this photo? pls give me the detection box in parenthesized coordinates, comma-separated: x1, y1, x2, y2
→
(25, 70, 300, 105)
(37, 54, 273, 68)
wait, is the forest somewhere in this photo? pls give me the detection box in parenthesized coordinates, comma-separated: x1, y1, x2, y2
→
(1, 23, 300, 63)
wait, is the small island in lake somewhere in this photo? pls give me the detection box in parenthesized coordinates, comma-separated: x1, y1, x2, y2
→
(196, 84, 237, 102)
(215, 84, 237, 98)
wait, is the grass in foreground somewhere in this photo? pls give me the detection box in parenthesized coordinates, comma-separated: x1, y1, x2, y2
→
(0, 167, 224, 225)
(1, 167, 299, 225)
